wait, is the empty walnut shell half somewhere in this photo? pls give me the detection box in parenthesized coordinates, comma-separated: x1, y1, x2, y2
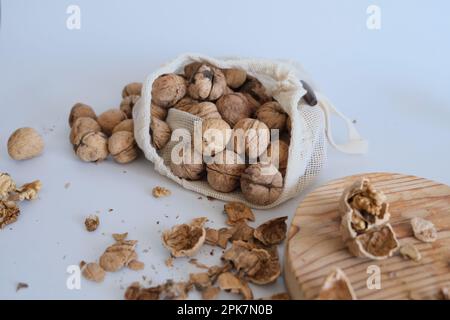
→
(188, 64, 227, 101)
(108, 131, 139, 164)
(317, 268, 356, 300)
(255, 101, 287, 131)
(206, 150, 246, 193)
(340, 178, 390, 236)
(152, 74, 187, 108)
(232, 118, 270, 159)
(216, 93, 254, 127)
(162, 217, 207, 258)
(341, 218, 399, 260)
(240, 163, 283, 206)
(254, 216, 288, 245)
(170, 144, 205, 180)
(150, 118, 171, 150)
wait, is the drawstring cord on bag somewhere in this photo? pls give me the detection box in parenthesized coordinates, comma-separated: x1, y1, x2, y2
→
(315, 92, 369, 155)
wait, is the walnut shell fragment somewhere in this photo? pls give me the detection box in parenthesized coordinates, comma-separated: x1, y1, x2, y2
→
(224, 202, 255, 225)
(125, 280, 192, 300)
(10, 180, 42, 202)
(254, 216, 287, 245)
(162, 217, 207, 257)
(411, 217, 437, 243)
(340, 178, 390, 236)
(84, 215, 99, 232)
(343, 220, 399, 260)
(317, 268, 357, 300)
(99, 239, 142, 272)
(217, 272, 253, 300)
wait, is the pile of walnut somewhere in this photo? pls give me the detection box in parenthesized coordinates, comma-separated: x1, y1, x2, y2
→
(125, 201, 288, 300)
(150, 62, 291, 206)
(0, 173, 41, 229)
(80, 232, 144, 283)
(68, 82, 141, 164)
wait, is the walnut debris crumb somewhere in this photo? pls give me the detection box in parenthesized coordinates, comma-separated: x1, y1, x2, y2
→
(202, 286, 220, 300)
(84, 215, 100, 232)
(217, 272, 253, 300)
(224, 202, 255, 225)
(162, 217, 207, 257)
(188, 258, 209, 269)
(411, 217, 437, 243)
(317, 268, 357, 300)
(253, 216, 287, 245)
(80, 261, 105, 283)
(152, 186, 171, 198)
(165, 256, 174, 268)
(125, 280, 192, 300)
(400, 244, 422, 262)
(16, 282, 29, 292)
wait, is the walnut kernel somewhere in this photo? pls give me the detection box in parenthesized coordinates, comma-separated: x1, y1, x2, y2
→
(81, 262, 105, 283)
(84, 215, 100, 232)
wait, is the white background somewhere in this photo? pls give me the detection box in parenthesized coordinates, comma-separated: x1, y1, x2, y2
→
(0, 0, 449, 299)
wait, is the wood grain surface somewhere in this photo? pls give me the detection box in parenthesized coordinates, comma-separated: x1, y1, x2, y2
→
(285, 173, 450, 300)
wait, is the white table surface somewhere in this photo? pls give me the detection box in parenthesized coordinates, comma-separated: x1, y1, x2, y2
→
(1, 0, 449, 300)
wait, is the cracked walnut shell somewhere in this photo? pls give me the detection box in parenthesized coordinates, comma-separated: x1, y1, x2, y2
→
(162, 217, 207, 257)
(97, 109, 127, 136)
(254, 216, 287, 246)
(108, 131, 139, 164)
(84, 215, 99, 232)
(75, 131, 109, 162)
(317, 268, 356, 300)
(232, 118, 270, 158)
(206, 150, 246, 193)
(122, 82, 142, 98)
(411, 217, 437, 243)
(0, 200, 20, 229)
(255, 101, 287, 131)
(188, 64, 227, 101)
(69, 103, 97, 127)
(7, 127, 44, 161)
(240, 164, 283, 206)
(216, 93, 254, 127)
(217, 272, 253, 300)
(10, 180, 42, 202)
(70, 117, 101, 145)
(152, 74, 186, 108)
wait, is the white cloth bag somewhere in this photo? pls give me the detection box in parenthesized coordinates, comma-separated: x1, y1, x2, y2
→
(134, 53, 368, 209)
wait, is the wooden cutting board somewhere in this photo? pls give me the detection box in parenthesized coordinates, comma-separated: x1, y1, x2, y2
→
(285, 173, 450, 300)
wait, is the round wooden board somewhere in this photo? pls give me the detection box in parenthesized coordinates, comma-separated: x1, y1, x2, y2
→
(285, 172, 450, 300)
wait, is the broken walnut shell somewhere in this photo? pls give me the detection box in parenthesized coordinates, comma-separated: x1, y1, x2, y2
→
(152, 74, 187, 108)
(161, 218, 207, 258)
(317, 268, 356, 300)
(217, 272, 253, 300)
(254, 216, 288, 246)
(84, 215, 99, 232)
(0, 173, 16, 200)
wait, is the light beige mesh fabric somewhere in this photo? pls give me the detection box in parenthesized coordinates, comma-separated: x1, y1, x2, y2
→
(133, 53, 367, 209)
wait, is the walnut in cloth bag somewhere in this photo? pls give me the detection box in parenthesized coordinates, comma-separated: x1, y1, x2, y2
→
(133, 53, 368, 209)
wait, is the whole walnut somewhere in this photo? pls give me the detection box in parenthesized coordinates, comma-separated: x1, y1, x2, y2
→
(197, 118, 231, 156)
(240, 163, 283, 206)
(222, 68, 247, 89)
(151, 102, 168, 120)
(122, 82, 142, 98)
(70, 117, 102, 145)
(239, 76, 271, 107)
(150, 118, 171, 150)
(256, 101, 287, 131)
(170, 145, 205, 180)
(112, 119, 134, 134)
(263, 140, 289, 176)
(231, 118, 270, 159)
(75, 131, 109, 162)
(188, 64, 227, 101)
(206, 150, 246, 193)
(216, 93, 254, 127)
(120, 95, 140, 118)
(108, 131, 139, 164)
(69, 103, 97, 127)
(184, 62, 203, 79)
(184, 102, 222, 120)
(152, 74, 187, 108)
(7, 128, 44, 161)
(97, 109, 127, 136)
(174, 97, 198, 112)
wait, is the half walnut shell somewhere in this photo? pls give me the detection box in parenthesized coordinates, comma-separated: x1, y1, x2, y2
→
(162, 217, 207, 257)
